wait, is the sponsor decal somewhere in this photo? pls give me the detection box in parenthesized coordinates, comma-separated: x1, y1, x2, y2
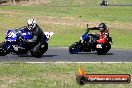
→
(76, 66, 131, 85)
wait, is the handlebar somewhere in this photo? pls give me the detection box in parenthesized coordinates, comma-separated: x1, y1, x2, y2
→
(87, 24, 89, 29)
(86, 24, 90, 32)
(85, 24, 100, 32)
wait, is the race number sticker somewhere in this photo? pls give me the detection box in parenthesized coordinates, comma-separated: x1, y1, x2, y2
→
(96, 44, 102, 48)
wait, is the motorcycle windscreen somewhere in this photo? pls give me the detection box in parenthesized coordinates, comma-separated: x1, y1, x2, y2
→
(82, 32, 90, 41)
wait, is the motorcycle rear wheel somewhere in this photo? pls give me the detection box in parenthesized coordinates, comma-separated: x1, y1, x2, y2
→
(30, 42, 48, 58)
(97, 43, 111, 55)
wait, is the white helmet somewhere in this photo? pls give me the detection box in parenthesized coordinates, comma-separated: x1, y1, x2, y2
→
(27, 19, 36, 30)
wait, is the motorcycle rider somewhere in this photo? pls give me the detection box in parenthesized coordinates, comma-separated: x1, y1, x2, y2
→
(88, 23, 109, 44)
(15, 19, 47, 45)
(97, 23, 109, 44)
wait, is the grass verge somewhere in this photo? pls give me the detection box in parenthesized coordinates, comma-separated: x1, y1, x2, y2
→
(0, 2, 132, 49)
(0, 63, 132, 88)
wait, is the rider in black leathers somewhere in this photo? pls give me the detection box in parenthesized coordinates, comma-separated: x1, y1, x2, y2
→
(15, 19, 47, 45)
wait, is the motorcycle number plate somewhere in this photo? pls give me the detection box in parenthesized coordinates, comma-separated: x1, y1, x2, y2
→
(96, 44, 102, 48)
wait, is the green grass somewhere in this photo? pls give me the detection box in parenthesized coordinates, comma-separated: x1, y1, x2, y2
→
(0, 1, 132, 88)
(111, 29, 132, 49)
(48, 25, 132, 49)
(0, 63, 132, 88)
(0, 1, 132, 49)
(109, 0, 132, 4)
(1, 6, 132, 22)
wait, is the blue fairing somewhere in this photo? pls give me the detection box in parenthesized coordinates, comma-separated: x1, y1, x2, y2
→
(6, 30, 13, 37)
(20, 28, 33, 40)
(82, 32, 90, 41)
(6, 30, 17, 43)
(5, 28, 33, 44)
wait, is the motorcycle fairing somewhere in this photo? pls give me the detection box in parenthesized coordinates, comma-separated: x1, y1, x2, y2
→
(81, 32, 90, 41)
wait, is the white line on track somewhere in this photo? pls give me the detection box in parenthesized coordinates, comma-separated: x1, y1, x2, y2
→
(26, 62, 132, 64)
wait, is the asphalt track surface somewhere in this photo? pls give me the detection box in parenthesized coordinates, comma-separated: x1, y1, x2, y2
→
(0, 4, 132, 63)
(0, 47, 132, 62)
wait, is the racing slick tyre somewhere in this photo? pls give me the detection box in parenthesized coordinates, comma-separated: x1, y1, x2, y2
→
(0, 42, 8, 56)
(97, 43, 111, 55)
(76, 76, 87, 85)
(97, 49, 106, 55)
(69, 42, 81, 54)
(105, 43, 111, 53)
(30, 42, 48, 58)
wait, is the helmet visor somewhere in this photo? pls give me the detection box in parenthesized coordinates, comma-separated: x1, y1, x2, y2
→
(99, 28, 104, 32)
(28, 24, 33, 29)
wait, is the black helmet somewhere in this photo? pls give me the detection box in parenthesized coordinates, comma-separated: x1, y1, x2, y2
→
(98, 23, 107, 32)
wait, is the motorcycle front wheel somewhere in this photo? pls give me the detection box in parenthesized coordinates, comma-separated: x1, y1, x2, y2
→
(0, 42, 8, 56)
(69, 42, 81, 54)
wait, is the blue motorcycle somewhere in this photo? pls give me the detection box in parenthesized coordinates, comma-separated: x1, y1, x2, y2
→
(0, 28, 54, 57)
(69, 24, 112, 55)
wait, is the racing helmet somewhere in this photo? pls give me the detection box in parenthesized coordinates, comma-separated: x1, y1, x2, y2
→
(27, 19, 36, 30)
(98, 23, 107, 32)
